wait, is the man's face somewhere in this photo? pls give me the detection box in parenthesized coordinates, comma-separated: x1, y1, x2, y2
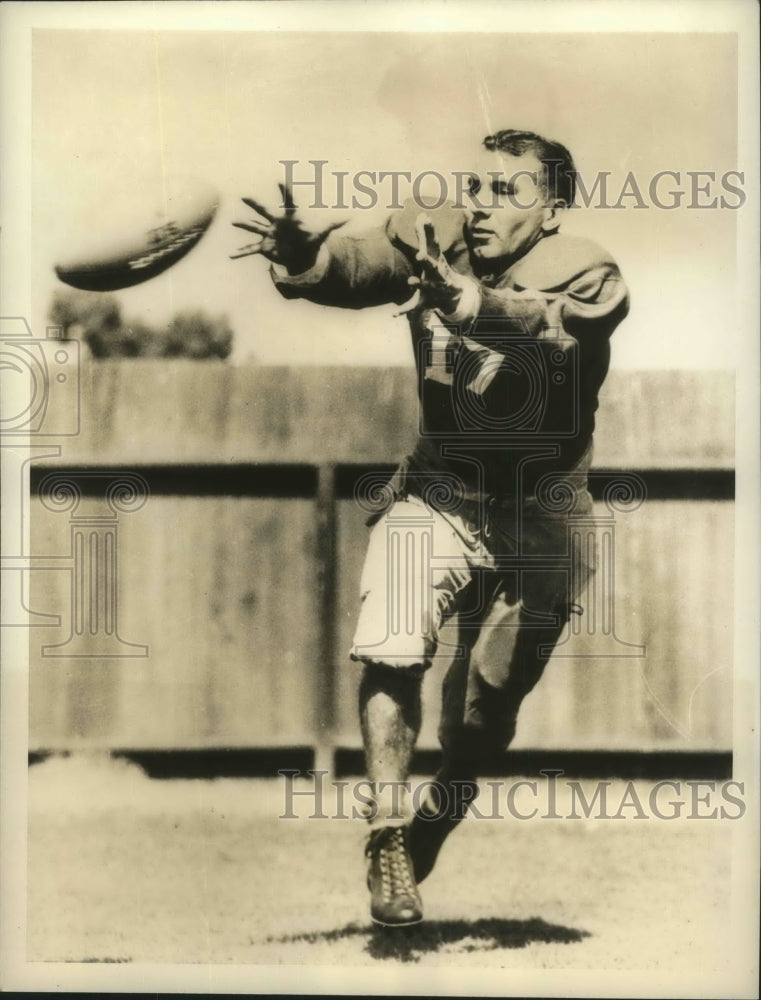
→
(463, 151, 558, 271)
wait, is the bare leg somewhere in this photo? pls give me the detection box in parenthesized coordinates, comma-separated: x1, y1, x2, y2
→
(360, 662, 424, 926)
(359, 662, 422, 826)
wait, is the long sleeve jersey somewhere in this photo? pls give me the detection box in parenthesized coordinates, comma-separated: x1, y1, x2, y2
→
(272, 204, 630, 500)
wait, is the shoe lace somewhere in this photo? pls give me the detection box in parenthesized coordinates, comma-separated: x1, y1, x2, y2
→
(367, 826, 416, 901)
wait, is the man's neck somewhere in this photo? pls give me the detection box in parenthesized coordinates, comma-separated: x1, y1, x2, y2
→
(470, 229, 553, 281)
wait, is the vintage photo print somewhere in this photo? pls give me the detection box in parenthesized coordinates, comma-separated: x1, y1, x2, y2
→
(1, 1, 758, 996)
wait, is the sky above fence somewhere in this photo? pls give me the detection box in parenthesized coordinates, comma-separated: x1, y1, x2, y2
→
(31, 23, 740, 369)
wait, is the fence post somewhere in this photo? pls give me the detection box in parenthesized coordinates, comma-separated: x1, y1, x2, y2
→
(314, 463, 338, 775)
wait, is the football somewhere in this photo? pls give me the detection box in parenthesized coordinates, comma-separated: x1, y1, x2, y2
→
(54, 175, 219, 292)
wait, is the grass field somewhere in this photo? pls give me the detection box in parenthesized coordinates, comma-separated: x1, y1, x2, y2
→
(26, 754, 742, 985)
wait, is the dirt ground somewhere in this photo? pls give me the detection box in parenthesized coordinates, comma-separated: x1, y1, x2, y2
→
(25, 754, 746, 990)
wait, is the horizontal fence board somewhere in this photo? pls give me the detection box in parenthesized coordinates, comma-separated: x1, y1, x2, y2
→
(30, 493, 733, 752)
(39, 361, 734, 470)
(30, 497, 319, 748)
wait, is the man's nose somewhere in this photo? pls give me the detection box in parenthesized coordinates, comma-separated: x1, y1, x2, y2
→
(465, 205, 489, 224)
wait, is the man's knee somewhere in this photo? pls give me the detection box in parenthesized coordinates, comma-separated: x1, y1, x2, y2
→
(358, 659, 426, 719)
(359, 657, 426, 687)
(439, 672, 521, 764)
(438, 718, 518, 768)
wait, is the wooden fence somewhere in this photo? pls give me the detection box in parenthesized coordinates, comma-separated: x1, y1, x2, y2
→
(28, 363, 734, 763)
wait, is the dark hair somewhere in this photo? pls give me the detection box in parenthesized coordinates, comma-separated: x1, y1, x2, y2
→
(483, 129, 576, 205)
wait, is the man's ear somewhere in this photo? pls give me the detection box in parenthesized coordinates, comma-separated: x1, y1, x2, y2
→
(541, 200, 567, 234)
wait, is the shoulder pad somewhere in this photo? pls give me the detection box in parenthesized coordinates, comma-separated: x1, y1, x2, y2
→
(509, 234, 618, 291)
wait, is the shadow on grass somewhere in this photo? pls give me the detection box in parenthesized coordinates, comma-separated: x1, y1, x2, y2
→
(268, 916, 590, 963)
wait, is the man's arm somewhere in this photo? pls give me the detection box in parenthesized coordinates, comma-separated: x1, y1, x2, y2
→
(412, 216, 629, 342)
(232, 182, 418, 310)
(472, 265, 630, 341)
(272, 226, 416, 310)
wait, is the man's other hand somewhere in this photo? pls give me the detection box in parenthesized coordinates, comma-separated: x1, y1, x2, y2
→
(231, 183, 345, 274)
(405, 214, 472, 316)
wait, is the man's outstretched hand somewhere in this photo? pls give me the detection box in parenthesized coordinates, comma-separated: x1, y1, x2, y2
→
(231, 182, 345, 275)
(402, 214, 472, 316)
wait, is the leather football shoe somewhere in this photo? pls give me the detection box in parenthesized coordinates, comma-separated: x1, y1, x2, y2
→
(365, 824, 423, 927)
